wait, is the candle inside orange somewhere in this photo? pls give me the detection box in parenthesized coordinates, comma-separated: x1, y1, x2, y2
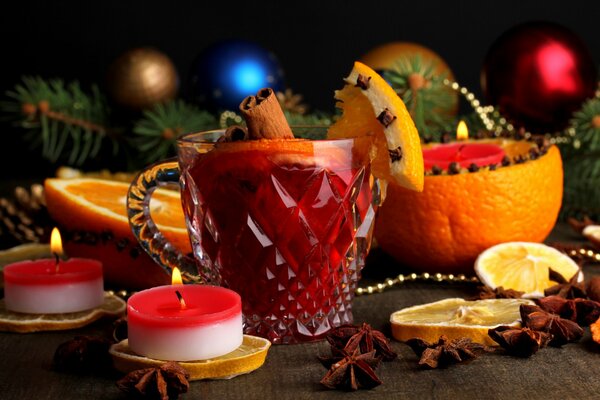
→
(422, 121, 505, 170)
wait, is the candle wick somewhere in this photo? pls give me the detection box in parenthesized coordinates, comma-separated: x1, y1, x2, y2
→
(175, 290, 187, 309)
(53, 252, 60, 272)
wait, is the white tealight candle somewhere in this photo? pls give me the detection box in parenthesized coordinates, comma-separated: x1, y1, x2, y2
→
(127, 281, 243, 361)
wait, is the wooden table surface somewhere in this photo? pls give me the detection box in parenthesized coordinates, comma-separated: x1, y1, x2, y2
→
(1, 223, 599, 400)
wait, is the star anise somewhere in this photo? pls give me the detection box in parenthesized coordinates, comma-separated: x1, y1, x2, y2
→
(326, 323, 397, 361)
(536, 295, 578, 320)
(320, 349, 382, 391)
(544, 269, 586, 299)
(53, 336, 113, 374)
(488, 326, 552, 357)
(587, 277, 600, 303)
(472, 286, 524, 300)
(405, 336, 493, 369)
(573, 298, 600, 326)
(536, 295, 600, 327)
(520, 304, 584, 346)
(568, 216, 597, 234)
(117, 362, 190, 400)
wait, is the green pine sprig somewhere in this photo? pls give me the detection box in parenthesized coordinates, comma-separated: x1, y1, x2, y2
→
(384, 55, 455, 140)
(132, 100, 218, 164)
(560, 96, 600, 219)
(1, 77, 115, 165)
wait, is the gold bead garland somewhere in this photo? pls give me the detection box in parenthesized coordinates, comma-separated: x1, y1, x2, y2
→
(567, 247, 600, 262)
(354, 245, 600, 296)
(442, 79, 577, 145)
(355, 272, 479, 296)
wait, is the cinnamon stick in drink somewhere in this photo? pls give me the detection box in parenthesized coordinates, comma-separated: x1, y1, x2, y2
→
(239, 88, 295, 140)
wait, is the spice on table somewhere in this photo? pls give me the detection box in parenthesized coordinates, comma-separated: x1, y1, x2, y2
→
(488, 326, 552, 357)
(53, 335, 113, 374)
(544, 269, 586, 299)
(567, 216, 597, 234)
(520, 304, 584, 346)
(319, 349, 382, 391)
(117, 361, 190, 400)
(573, 298, 600, 326)
(473, 286, 524, 300)
(325, 323, 397, 361)
(536, 295, 600, 326)
(405, 335, 493, 369)
(587, 277, 600, 303)
(536, 296, 577, 320)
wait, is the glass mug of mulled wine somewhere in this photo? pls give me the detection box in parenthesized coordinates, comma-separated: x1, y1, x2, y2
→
(127, 128, 384, 344)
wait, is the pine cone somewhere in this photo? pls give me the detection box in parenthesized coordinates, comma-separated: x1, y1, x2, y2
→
(0, 184, 53, 246)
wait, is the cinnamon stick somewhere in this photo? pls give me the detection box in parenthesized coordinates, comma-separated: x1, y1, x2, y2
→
(239, 88, 294, 140)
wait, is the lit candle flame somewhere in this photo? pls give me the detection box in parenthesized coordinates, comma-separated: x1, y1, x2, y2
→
(172, 267, 186, 309)
(457, 120, 469, 141)
(172, 267, 183, 285)
(50, 227, 63, 267)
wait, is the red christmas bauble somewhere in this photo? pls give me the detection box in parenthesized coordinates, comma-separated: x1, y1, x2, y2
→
(481, 22, 597, 133)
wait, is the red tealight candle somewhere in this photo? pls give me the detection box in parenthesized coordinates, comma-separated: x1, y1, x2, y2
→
(422, 121, 505, 170)
(127, 267, 243, 361)
(3, 228, 104, 314)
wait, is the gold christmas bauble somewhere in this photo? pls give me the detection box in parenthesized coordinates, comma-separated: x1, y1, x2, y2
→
(360, 42, 459, 116)
(107, 47, 179, 111)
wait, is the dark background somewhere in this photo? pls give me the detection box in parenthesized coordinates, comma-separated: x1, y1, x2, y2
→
(1, 0, 599, 178)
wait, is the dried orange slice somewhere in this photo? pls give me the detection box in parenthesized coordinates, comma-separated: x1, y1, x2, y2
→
(390, 298, 533, 346)
(0, 292, 125, 333)
(110, 335, 271, 381)
(44, 178, 190, 289)
(475, 242, 581, 298)
(591, 318, 600, 344)
(328, 61, 424, 191)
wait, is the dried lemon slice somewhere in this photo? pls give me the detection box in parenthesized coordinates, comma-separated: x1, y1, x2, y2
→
(0, 292, 126, 333)
(390, 298, 533, 346)
(110, 335, 271, 381)
(475, 242, 581, 298)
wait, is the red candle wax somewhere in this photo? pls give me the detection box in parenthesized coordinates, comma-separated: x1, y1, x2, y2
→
(422, 142, 505, 170)
(4, 259, 102, 285)
(3, 259, 104, 314)
(127, 285, 241, 327)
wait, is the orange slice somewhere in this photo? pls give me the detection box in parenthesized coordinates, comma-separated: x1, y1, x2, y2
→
(110, 335, 271, 381)
(45, 178, 189, 251)
(390, 298, 533, 346)
(0, 292, 126, 333)
(44, 178, 190, 289)
(475, 242, 581, 298)
(328, 61, 424, 191)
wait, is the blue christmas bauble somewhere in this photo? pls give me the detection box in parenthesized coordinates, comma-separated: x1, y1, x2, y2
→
(189, 40, 285, 111)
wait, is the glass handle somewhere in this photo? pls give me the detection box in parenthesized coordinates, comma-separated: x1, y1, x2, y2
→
(127, 159, 205, 284)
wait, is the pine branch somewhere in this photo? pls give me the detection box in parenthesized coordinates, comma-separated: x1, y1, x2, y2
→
(384, 55, 455, 140)
(132, 100, 218, 164)
(2, 77, 115, 166)
(559, 96, 600, 220)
